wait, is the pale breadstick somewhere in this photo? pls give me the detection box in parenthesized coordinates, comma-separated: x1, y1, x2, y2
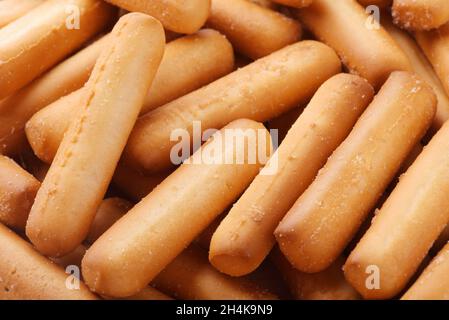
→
(152, 245, 278, 300)
(207, 0, 301, 59)
(0, 0, 116, 99)
(26, 29, 235, 164)
(209, 74, 374, 276)
(124, 40, 341, 173)
(26, 13, 166, 257)
(82, 119, 272, 297)
(276, 72, 436, 273)
(392, 0, 449, 31)
(357, 0, 392, 8)
(271, 248, 360, 300)
(0, 224, 96, 300)
(402, 243, 449, 300)
(104, 0, 210, 34)
(344, 120, 449, 299)
(0, 155, 40, 230)
(271, 0, 312, 8)
(296, 0, 411, 89)
(0, 35, 108, 157)
(383, 18, 449, 131)
(0, 0, 43, 28)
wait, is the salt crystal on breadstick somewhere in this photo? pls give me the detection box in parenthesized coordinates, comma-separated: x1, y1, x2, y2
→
(26, 13, 166, 257)
(0, 0, 43, 28)
(392, 0, 449, 31)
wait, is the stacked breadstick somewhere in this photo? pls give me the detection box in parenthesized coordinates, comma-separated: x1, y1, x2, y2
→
(1, 0, 449, 301)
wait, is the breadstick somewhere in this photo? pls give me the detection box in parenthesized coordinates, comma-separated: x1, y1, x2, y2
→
(209, 74, 374, 276)
(392, 0, 449, 31)
(82, 119, 272, 297)
(124, 40, 341, 174)
(402, 243, 449, 300)
(0, 155, 40, 230)
(271, 0, 312, 8)
(357, 0, 392, 8)
(383, 18, 449, 131)
(415, 24, 449, 99)
(0, 0, 43, 28)
(0, 35, 108, 157)
(0, 224, 96, 300)
(0, 0, 116, 100)
(152, 245, 278, 300)
(344, 120, 449, 300)
(276, 72, 436, 273)
(26, 13, 166, 257)
(207, 0, 302, 59)
(26, 30, 235, 164)
(271, 248, 360, 300)
(104, 0, 210, 34)
(296, 0, 411, 89)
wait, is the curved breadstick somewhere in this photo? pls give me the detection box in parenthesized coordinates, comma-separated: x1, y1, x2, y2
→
(0, 35, 108, 157)
(124, 40, 341, 173)
(26, 29, 234, 164)
(0, 156, 40, 230)
(82, 119, 272, 297)
(0, 224, 96, 300)
(0, 0, 116, 100)
(152, 245, 278, 300)
(296, 0, 411, 89)
(344, 119, 449, 300)
(402, 243, 449, 300)
(104, 0, 210, 34)
(207, 0, 301, 59)
(392, 0, 449, 31)
(26, 13, 166, 257)
(209, 74, 374, 276)
(0, 0, 43, 28)
(276, 72, 436, 273)
(271, 0, 312, 8)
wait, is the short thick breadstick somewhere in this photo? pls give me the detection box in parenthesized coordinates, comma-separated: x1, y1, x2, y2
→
(209, 74, 374, 276)
(0, 156, 40, 230)
(276, 72, 436, 273)
(0, 0, 43, 28)
(0, 0, 116, 99)
(82, 119, 272, 297)
(124, 40, 341, 173)
(26, 13, 166, 257)
(392, 0, 449, 31)
(344, 120, 449, 300)
(0, 35, 108, 157)
(104, 0, 210, 34)
(0, 224, 96, 300)
(152, 245, 278, 300)
(402, 243, 449, 300)
(207, 0, 301, 59)
(26, 29, 234, 164)
(296, 0, 411, 89)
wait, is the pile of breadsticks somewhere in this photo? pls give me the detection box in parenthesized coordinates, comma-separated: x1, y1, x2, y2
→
(1, 0, 449, 301)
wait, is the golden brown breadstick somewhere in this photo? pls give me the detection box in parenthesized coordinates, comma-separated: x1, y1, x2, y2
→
(402, 243, 449, 300)
(0, 35, 108, 157)
(344, 121, 449, 300)
(0, 155, 40, 230)
(0, 0, 116, 100)
(271, 248, 360, 300)
(392, 0, 449, 31)
(0, 0, 43, 28)
(25, 30, 235, 164)
(415, 24, 449, 99)
(152, 245, 278, 300)
(104, 0, 210, 34)
(26, 13, 166, 257)
(276, 72, 436, 273)
(383, 18, 449, 131)
(207, 0, 301, 59)
(209, 74, 374, 276)
(82, 119, 272, 297)
(124, 40, 341, 174)
(0, 224, 96, 300)
(296, 0, 411, 89)
(271, 0, 312, 8)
